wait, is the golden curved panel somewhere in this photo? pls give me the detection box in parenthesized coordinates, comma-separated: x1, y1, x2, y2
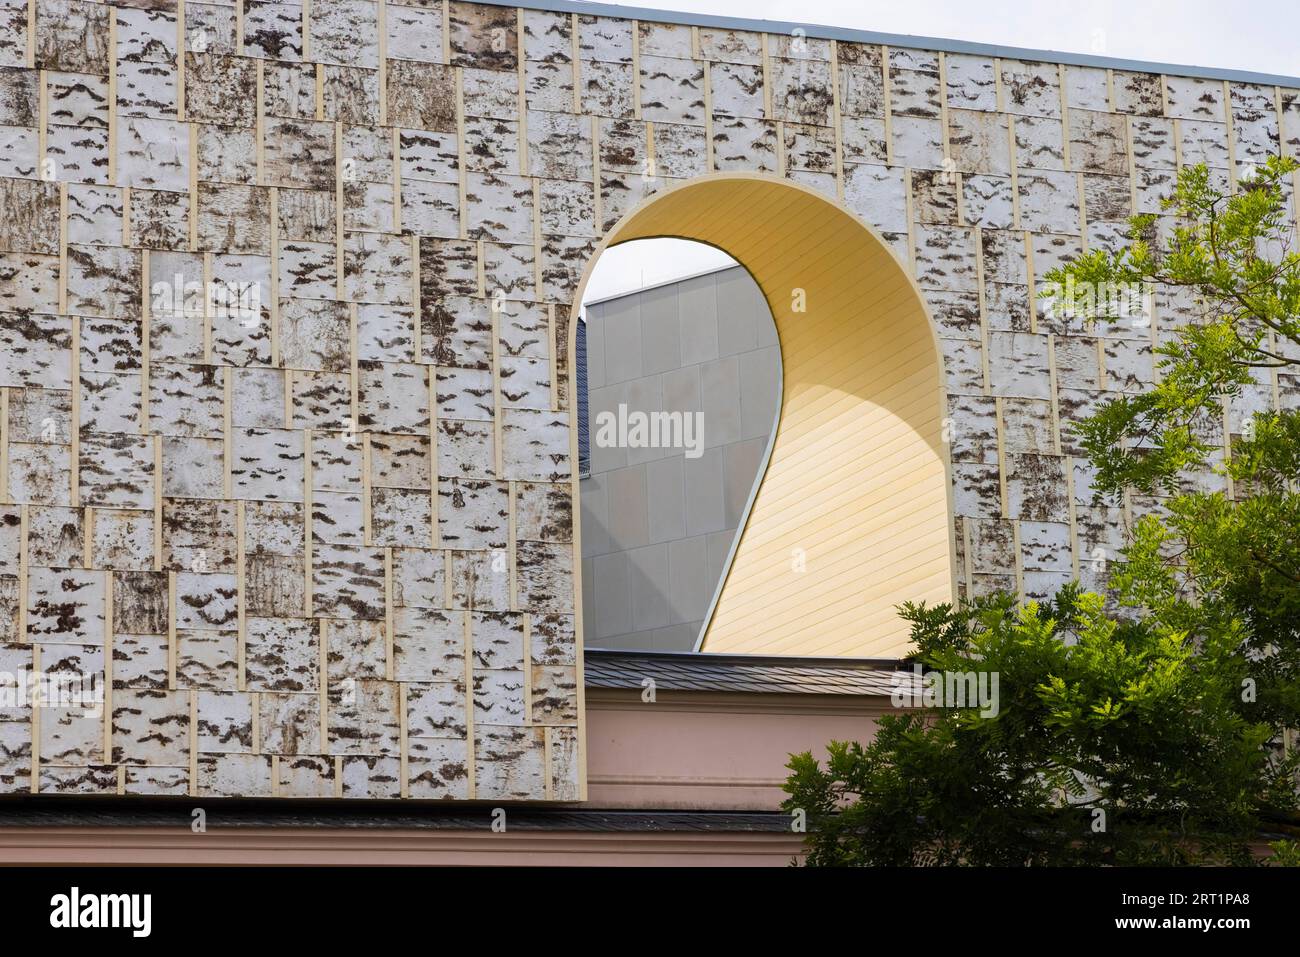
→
(571, 174, 956, 658)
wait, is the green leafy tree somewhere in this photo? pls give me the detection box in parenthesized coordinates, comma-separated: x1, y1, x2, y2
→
(784, 157, 1300, 865)
(1043, 155, 1300, 735)
(785, 590, 1288, 866)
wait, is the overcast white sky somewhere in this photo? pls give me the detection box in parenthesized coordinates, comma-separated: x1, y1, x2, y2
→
(581, 0, 1299, 311)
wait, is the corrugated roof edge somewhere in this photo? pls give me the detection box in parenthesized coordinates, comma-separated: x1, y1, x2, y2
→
(585, 647, 905, 670)
(476, 0, 1300, 87)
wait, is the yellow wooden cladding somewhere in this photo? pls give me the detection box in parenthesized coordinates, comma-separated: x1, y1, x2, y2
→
(572, 174, 957, 659)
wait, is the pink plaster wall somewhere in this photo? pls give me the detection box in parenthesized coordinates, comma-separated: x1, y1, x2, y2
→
(585, 689, 891, 810)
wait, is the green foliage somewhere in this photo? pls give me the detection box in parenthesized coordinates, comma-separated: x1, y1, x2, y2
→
(783, 590, 1288, 866)
(1267, 840, 1300, 866)
(1039, 156, 1300, 497)
(787, 159, 1300, 865)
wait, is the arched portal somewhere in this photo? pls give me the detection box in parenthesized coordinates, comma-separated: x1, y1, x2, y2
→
(570, 173, 956, 659)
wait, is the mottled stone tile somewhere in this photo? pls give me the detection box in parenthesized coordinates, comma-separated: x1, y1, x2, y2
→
(530, 613, 575, 666)
(195, 689, 252, 753)
(245, 615, 317, 693)
(176, 628, 238, 691)
(79, 432, 153, 509)
(195, 183, 270, 254)
(112, 688, 189, 765)
(196, 122, 257, 184)
(473, 725, 544, 800)
(406, 681, 466, 738)
(515, 482, 572, 543)
(531, 665, 577, 724)
(437, 478, 507, 550)
(243, 551, 305, 618)
(473, 669, 526, 725)
(449, 548, 509, 611)
(260, 692, 320, 755)
(230, 427, 305, 501)
(468, 610, 522, 670)
(393, 605, 463, 681)
(278, 297, 351, 372)
(515, 540, 573, 615)
(386, 58, 456, 131)
(328, 677, 399, 755)
(240, 0, 302, 61)
(357, 360, 429, 434)
(111, 632, 168, 691)
(197, 752, 272, 797)
(161, 498, 237, 573)
(66, 243, 141, 320)
(174, 571, 237, 631)
(312, 542, 385, 619)
(112, 570, 167, 635)
(290, 370, 351, 431)
(407, 736, 469, 798)
(371, 486, 433, 547)
(148, 362, 223, 437)
(264, 117, 335, 190)
(160, 434, 223, 499)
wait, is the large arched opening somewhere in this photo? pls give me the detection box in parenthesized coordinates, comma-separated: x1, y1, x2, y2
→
(569, 173, 955, 659)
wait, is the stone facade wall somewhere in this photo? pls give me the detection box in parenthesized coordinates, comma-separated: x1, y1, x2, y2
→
(0, 0, 1296, 799)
